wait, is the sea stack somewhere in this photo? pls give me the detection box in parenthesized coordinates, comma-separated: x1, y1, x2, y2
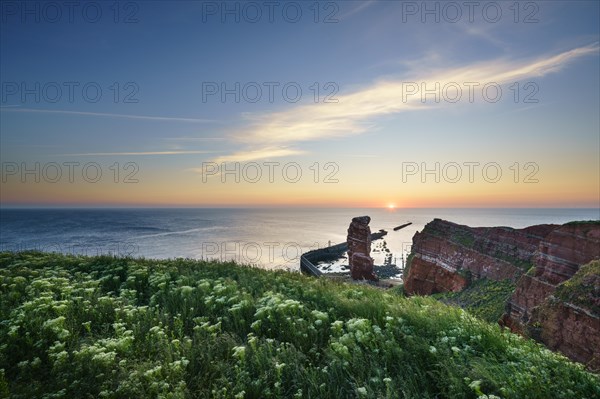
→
(347, 216, 378, 281)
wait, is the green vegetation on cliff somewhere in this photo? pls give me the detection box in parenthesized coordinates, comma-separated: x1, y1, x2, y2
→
(564, 220, 600, 226)
(1, 252, 598, 399)
(553, 260, 600, 315)
(450, 229, 475, 249)
(432, 279, 516, 323)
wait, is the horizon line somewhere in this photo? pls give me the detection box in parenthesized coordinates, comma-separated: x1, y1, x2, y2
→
(1, 205, 599, 210)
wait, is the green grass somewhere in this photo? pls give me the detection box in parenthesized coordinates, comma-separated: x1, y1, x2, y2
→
(553, 260, 600, 315)
(432, 279, 516, 324)
(563, 221, 600, 226)
(490, 252, 532, 272)
(450, 230, 475, 248)
(1, 252, 598, 399)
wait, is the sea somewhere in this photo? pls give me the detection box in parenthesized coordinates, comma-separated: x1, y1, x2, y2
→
(1, 208, 598, 273)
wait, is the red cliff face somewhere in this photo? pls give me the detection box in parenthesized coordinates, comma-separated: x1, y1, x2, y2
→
(526, 260, 600, 370)
(499, 274, 555, 334)
(403, 252, 468, 295)
(404, 219, 600, 369)
(500, 224, 600, 369)
(530, 299, 600, 371)
(502, 223, 600, 329)
(534, 224, 600, 285)
(403, 219, 553, 295)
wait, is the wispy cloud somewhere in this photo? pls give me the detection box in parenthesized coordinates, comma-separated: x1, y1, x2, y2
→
(341, 154, 379, 158)
(233, 43, 598, 148)
(164, 137, 227, 141)
(212, 147, 305, 163)
(60, 150, 215, 156)
(192, 44, 596, 166)
(187, 146, 305, 175)
(459, 24, 509, 51)
(338, 0, 377, 20)
(0, 108, 217, 123)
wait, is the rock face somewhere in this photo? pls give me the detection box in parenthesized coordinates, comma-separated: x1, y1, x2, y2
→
(404, 219, 600, 370)
(501, 223, 600, 329)
(533, 224, 600, 285)
(500, 223, 600, 370)
(347, 216, 378, 281)
(522, 260, 600, 370)
(403, 219, 554, 295)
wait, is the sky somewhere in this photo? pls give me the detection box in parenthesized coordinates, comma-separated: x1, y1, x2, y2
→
(1, 0, 599, 208)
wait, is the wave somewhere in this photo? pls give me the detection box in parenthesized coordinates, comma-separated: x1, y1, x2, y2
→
(136, 226, 225, 239)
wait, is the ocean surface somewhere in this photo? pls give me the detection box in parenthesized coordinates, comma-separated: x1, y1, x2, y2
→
(1, 208, 598, 272)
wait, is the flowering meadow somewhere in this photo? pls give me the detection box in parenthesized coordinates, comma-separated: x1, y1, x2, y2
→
(1, 252, 598, 398)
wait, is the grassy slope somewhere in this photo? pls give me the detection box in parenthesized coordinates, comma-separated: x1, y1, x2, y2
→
(0, 252, 598, 399)
(553, 260, 600, 315)
(432, 279, 516, 324)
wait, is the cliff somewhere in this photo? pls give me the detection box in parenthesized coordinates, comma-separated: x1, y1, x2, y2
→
(404, 219, 600, 370)
(527, 261, 600, 369)
(501, 222, 600, 370)
(403, 219, 555, 295)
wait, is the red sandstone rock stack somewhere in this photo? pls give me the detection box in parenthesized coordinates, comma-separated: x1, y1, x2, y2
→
(347, 216, 378, 281)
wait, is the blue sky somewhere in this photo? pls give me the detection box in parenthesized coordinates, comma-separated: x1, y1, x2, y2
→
(1, 1, 599, 207)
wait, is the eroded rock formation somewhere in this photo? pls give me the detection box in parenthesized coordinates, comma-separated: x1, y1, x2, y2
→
(500, 223, 600, 369)
(528, 274, 600, 371)
(403, 219, 554, 295)
(404, 219, 600, 370)
(347, 216, 378, 281)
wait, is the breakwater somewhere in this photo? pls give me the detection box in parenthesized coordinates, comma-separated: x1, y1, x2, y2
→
(300, 230, 387, 277)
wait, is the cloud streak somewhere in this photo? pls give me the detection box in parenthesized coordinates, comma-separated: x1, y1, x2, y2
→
(337, 0, 377, 20)
(232, 43, 598, 149)
(1, 108, 217, 123)
(60, 150, 215, 156)
(187, 146, 305, 175)
(164, 137, 227, 141)
(212, 147, 305, 163)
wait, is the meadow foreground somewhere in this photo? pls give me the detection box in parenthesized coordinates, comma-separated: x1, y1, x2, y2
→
(1, 252, 598, 398)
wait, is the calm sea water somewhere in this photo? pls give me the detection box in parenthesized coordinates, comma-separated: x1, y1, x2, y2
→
(1, 208, 598, 270)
